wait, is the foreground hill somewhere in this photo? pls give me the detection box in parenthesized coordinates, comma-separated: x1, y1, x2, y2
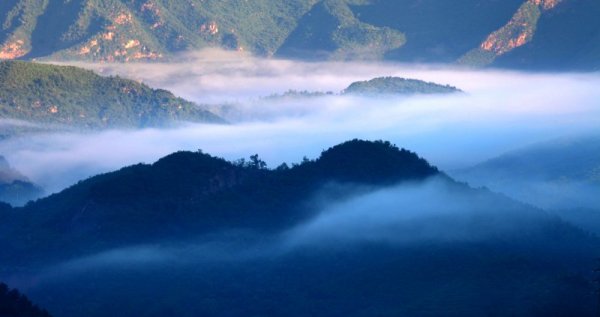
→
(0, 140, 598, 316)
(0, 0, 598, 70)
(0, 283, 52, 317)
(0, 61, 223, 128)
(1, 139, 440, 263)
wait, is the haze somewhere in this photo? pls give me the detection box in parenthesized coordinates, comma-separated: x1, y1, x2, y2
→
(2, 51, 599, 195)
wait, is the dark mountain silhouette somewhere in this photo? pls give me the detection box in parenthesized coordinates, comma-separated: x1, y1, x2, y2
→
(0, 140, 598, 316)
(0, 139, 439, 264)
(0, 283, 52, 317)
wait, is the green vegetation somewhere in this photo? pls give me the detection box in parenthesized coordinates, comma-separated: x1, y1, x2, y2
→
(261, 77, 461, 102)
(0, 0, 598, 69)
(277, 0, 405, 60)
(0, 0, 319, 61)
(343, 77, 461, 95)
(0, 60, 223, 128)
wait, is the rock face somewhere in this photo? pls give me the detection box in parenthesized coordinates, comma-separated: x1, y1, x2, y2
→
(458, 0, 563, 66)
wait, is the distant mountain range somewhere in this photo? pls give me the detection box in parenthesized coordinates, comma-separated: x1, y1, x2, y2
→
(453, 135, 600, 236)
(0, 60, 223, 129)
(0, 0, 598, 70)
(1, 140, 597, 316)
(454, 134, 600, 210)
(262, 77, 460, 100)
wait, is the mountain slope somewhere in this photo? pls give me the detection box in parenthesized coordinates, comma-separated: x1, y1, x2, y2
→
(493, 0, 600, 70)
(276, 0, 405, 60)
(0, 139, 439, 263)
(0, 0, 318, 61)
(0, 0, 598, 70)
(0, 60, 223, 128)
(453, 135, 600, 210)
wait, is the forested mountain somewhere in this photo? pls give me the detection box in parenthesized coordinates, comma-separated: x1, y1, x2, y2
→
(0, 60, 223, 128)
(0, 140, 598, 316)
(0, 140, 440, 263)
(258, 77, 460, 102)
(343, 77, 461, 95)
(0, 283, 52, 317)
(0, 0, 597, 70)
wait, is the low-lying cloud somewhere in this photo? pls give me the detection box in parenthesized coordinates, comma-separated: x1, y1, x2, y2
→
(284, 177, 544, 248)
(2, 51, 599, 196)
(24, 177, 551, 283)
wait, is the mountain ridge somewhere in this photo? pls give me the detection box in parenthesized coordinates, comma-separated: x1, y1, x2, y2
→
(0, 60, 223, 129)
(0, 0, 597, 70)
(1, 139, 440, 263)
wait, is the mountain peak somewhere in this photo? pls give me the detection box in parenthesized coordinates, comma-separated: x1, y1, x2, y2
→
(315, 139, 439, 184)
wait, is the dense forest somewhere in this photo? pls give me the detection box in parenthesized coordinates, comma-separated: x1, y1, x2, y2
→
(0, 61, 223, 129)
(343, 77, 461, 95)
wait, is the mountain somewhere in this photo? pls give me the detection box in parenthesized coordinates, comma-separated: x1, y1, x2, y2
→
(258, 77, 459, 101)
(345, 0, 525, 63)
(0, 139, 439, 263)
(0, 283, 52, 317)
(0, 155, 43, 206)
(492, 0, 600, 70)
(0, 60, 223, 129)
(342, 77, 461, 95)
(1, 140, 598, 316)
(453, 135, 600, 236)
(0, 0, 598, 70)
(0, 0, 318, 62)
(276, 0, 405, 60)
(453, 135, 600, 210)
